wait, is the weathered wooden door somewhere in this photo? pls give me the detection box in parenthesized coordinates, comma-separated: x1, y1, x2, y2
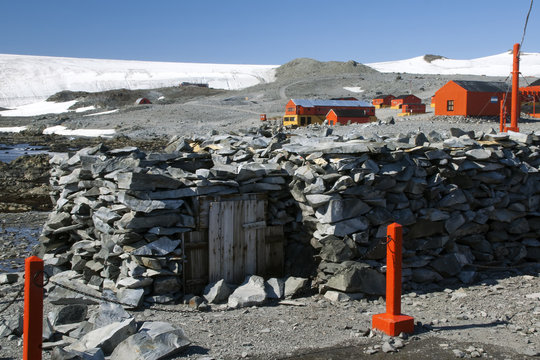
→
(208, 199, 265, 283)
(183, 194, 284, 292)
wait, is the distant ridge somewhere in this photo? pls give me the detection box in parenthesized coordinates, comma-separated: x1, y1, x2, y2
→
(367, 51, 540, 77)
(275, 58, 378, 80)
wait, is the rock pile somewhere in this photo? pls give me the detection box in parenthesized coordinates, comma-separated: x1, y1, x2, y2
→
(39, 125, 540, 304)
(283, 128, 540, 294)
(39, 129, 296, 307)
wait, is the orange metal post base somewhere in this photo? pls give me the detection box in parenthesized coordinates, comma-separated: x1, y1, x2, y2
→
(372, 223, 415, 336)
(372, 313, 414, 336)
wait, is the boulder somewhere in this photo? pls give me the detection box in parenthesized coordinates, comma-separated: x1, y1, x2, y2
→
(284, 277, 309, 298)
(315, 199, 371, 224)
(49, 304, 88, 326)
(430, 253, 468, 277)
(90, 302, 131, 329)
(411, 268, 443, 283)
(319, 238, 354, 262)
(68, 318, 137, 355)
(203, 279, 233, 304)
(265, 278, 285, 299)
(228, 275, 267, 309)
(110, 321, 190, 360)
(132, 237, 181, 256)
(326, 263, 385, 295)
(116, 288, 144, 309)
(51, 347, 105, 360)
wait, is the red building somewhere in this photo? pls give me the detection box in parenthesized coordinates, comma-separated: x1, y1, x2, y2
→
(391, 95, 421, 109)
(372, 95, 395, 108)
(283, 99, 376, 126)
(401, 103, 426, 115)
(135, 97, 152, 105)
(326, 109, 376, 125)
(434, 80, 509, 116)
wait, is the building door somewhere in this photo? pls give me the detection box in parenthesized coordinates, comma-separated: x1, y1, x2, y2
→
(183, 194, 284, 291)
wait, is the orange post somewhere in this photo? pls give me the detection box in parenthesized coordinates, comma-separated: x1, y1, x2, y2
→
(372, 223, 414, 336)
(23, 256, 43, 360)
(503, 43, 520, 132)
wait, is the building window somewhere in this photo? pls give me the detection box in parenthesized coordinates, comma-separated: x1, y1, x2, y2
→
(287, 107, 294, 112)
(307, 117, 311, 124)
(447, 100, 454, 111)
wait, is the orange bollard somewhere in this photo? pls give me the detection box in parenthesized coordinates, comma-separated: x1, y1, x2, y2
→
(372, 223, 414, 336)
(23, 256, 43, 360)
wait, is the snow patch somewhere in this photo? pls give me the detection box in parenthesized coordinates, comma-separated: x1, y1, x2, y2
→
(0, 126, 27, 133)
(0, 100, 77, 117)
(75, 105, 96, 113)
(43, 126, 115, 138)
(343, 87, 364, 93)
(84, 109, 119, 116)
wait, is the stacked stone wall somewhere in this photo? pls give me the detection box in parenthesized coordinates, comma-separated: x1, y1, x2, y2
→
(40, 127, 540, 303)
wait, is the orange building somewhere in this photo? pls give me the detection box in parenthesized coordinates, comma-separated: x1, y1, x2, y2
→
(283, 99, 375, 126)
(326, 109, 376, 125)
(372, 95, 395, 108)
(434, 80, 510, 116)
(390, 95, 421, 109)
(520, 80, 540, 118)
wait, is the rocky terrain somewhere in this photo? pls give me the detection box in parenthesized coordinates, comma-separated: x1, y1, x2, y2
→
(0, 58, 538, 359)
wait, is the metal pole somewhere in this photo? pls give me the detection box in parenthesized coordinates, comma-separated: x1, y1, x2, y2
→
(385, 223, 402, 316)
(508, 43, 520, 132)
(23, 256, 43, 360)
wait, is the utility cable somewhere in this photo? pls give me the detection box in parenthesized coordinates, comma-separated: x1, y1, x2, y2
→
(520, 0, 534, 50)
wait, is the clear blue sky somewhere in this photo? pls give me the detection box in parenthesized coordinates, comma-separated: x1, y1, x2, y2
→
(2, 0, 537, 65)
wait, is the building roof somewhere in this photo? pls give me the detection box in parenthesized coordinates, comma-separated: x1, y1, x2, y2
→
(328, 109, 369, 117)
(290, 99, 372, 108)
(373, 94, 394, 99)
(395, 94, 418, 99)
(528, 79, 540, 87)
(453, 80, 509, 92)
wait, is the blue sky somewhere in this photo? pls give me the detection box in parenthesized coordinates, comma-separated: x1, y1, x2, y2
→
(2, 0, 537, 65)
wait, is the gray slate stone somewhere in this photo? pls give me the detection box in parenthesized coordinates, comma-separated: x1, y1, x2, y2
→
(326, 263, 385, 295)
(90, 302, 131, 329)
(203, 279, 232, 304)
(430, 253, 468, 277)
(284, 277, 309, 298)
(49, 304, 88, 326)
(319, 238, 354, 262)
(265, 278, 285, 299)
(116, 288, 144, 309)
(319, 216, 370, 237)
(49, 279, 101, 305)
(117, 172, 184, 191)
(316, 199, 371, 224)
(110, 321, 190, 360)
(68, 318, 137, 355)
(116, 212, 182, 230)
(51, 347, 105, 360)
(132, 237, 181, 256)
(117, 192, 184, 213)
(228, 275, 267, 309)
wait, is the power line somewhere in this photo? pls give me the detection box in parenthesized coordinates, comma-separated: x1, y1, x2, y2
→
(520, 0, 534, 50)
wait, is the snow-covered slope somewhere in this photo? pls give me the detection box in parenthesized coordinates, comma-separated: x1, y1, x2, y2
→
(367, 51, 540, 78)
(0, 54, 278, 107)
